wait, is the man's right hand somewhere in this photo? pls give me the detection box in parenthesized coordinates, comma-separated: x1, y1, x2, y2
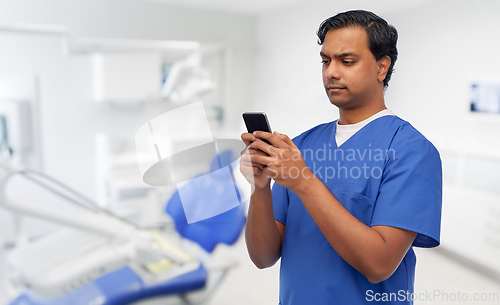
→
(240, 132, 272, 189)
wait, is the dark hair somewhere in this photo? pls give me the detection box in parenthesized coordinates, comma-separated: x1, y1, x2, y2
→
(317, 10, 398, 88)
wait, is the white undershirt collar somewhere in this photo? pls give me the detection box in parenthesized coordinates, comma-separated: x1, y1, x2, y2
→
(335, 109, 395, 147)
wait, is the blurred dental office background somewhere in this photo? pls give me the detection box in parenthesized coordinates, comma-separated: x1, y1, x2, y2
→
(0, 0, 499, 304)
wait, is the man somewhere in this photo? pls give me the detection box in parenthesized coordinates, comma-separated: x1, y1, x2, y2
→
(241, 10, 442, 305)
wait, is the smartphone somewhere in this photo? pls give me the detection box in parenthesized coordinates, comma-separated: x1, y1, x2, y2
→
(242, 112, 273, 145)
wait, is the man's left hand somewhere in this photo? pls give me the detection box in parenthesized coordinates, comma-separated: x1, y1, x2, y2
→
(249, 131, 313, 191)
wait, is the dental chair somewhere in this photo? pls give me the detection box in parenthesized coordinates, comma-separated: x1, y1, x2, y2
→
(1, 150, 246, 305)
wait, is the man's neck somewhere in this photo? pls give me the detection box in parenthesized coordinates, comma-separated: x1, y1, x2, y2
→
(338, 103, 387, 125)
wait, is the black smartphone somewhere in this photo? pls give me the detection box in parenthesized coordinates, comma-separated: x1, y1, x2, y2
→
(242, 112, 273, 145)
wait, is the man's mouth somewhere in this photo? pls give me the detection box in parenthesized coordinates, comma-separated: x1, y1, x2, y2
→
(327, 86, 346, 92)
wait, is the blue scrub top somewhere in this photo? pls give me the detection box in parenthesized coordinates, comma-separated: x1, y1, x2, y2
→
(272, 116, 442, 305)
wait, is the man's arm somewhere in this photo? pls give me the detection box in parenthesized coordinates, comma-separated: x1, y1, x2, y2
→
(240, 133, 285, 269)
(245, 185, 285, 269)
(250, 131, 417, 283)
(292, 175, 417, 283)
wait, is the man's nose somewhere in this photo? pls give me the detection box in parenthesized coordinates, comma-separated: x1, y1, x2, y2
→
(325, 62, 341, 80)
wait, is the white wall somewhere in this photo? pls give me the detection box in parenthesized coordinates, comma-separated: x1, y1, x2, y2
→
(384, 0, 500, 151)
(0, 0, 257, 198)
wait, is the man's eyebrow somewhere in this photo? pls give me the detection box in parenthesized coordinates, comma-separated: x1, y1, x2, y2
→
(319, 51, 359, 58)
(334, 52, 359, 58)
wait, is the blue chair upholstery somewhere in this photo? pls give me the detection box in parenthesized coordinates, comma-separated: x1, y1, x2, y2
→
(165, 149, 247, 253)
(10, 265, 207, 305)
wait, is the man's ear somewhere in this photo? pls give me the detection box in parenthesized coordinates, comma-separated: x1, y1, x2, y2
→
(377, 55, 391, 83)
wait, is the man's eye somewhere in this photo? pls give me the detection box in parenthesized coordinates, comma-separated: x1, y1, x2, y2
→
(321, 60, 330, 64)
(343, 60, 354, 65)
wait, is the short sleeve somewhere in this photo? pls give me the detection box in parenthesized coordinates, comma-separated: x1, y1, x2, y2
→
(272, 181, 289, 225)
(370, 138, 442, 248)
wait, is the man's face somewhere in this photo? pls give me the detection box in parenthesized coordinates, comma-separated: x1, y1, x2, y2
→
(320, 26, 384, 109)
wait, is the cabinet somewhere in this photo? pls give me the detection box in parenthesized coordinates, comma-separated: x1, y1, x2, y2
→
(92, 52, 163, 103)
(440, 148, 500, 274)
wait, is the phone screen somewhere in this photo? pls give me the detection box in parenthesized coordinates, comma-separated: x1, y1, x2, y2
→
(242, 112, 272, 145)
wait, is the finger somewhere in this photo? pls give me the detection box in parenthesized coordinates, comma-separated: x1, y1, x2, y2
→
(248, 140, 275, 156)
(240, 152, 253, 163)
(249, 153, 276, 167)
(240, 161, 264, 177)
(253, 131, 287, 149)
(241, 133, 256, 146)
(251, 147, 271, 157)
(241, 154, 266, 169)
(241, 144, 266, 159)
(249, 138, 288, 163)
(240, 160, 265, 176)
(251, 142, 285, 166)
(240, 163, 263, 175)
(241, 149, 270, 168)
(274, 131, 297, 149)
(240, 146, 256, 157)
(243, 147, 271, 159)
(241, 148, 269, 161)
